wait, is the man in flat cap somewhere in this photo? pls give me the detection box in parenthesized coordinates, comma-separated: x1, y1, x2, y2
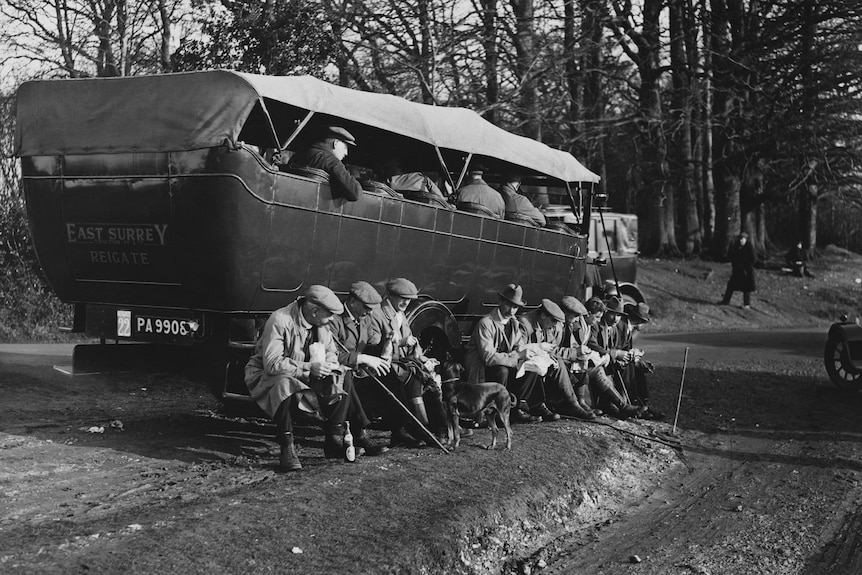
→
(245, 285, 363, 471)
(464, 284, 541, 424)
(583, 295, 645, 419)
(288, 125, 363, 201)
(554, 295, 601, 418)
(367, 278, 448, 445)
(616, 302, 663, 419)
(518, 298, 594, 421)
(325, 281, 398, 455)
(329, 281, 422, 449)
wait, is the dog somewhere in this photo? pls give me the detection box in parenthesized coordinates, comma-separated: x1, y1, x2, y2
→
(439, 360, 514, 450)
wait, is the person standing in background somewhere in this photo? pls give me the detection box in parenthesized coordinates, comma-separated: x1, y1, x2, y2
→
(719, 233, 757, 309)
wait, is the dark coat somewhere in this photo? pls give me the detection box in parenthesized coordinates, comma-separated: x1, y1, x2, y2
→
(328, 310, 382, 369)
(288, 143, 362, 201)
(727, 240, 757, 292)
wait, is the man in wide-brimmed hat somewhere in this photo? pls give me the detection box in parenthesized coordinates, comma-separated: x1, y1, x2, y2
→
(464, 283, 542, 424)
(616, 302, 664, 420)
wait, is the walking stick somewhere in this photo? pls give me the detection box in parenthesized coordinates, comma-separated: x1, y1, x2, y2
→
(672, 347, 690, 435)
(332, 338, 449, 454)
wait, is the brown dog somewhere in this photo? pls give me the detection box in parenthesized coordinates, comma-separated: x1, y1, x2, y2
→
(440, 361, 513, 450)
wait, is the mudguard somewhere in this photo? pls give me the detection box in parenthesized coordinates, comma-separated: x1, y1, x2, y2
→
(827, 320, 862, 372)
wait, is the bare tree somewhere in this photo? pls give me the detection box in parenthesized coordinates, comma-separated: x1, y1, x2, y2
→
(1, 0, 189, 77)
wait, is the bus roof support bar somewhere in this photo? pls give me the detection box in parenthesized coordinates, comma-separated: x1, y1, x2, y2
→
(564, 182, 581, 225)
(434, 146, 457, 193)
(257, 98, 280, 150)
(280, 110, 316, 151)
(455, 153, 473, 190)
(598, 206, 621, 296)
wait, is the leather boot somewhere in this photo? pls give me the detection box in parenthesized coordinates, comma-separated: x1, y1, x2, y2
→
(573, 381, 597, 417)
(278, 433, 302, 471)
(355, 429, 389, 456)
(553, 401, 597, 421)
(390, 426, 424, 448)
(605, 386, 644, 419)
(324, 424, 346, 459)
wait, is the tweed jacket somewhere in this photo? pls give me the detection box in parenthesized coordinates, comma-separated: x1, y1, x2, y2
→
(367, 300, 414, 361)
(464, 308, 527, 383)
(328, 307, 382, 368)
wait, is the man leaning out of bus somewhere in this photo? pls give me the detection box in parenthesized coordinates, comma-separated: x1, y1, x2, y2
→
(244, 285, 384, 471)
(288, 125, 364, 201)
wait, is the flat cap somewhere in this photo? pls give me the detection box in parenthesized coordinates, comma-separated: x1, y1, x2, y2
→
(560, 296, 587, 316)
(540, 299, 565, 322)
(585, 297, 607, 314)
(386, 277, 419, 299)
(325, 126, 356, 146)
(604, 295, 627, 315)
(304, 284, 344, 314)
(624, 302, 650, 324)
(350, 281, 382, 308)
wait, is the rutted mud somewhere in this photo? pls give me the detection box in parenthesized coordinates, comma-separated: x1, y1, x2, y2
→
(2, 330, 862, 575)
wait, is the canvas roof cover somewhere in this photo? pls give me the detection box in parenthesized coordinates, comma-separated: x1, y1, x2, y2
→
(15, 70, 599, 183)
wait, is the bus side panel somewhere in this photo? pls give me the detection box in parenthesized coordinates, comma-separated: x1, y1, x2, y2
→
(22, 158, 72, 301)
(331, 191, 385, 293)
(388, 201, 438, 291)
(262, 172, 322, 299)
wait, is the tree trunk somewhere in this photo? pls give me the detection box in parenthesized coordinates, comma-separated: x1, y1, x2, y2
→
(563, 0, 581, 148)
(798, 0, 819, 251)
(670, 0, 699, 254)
(510, 0, 540, 139)
(635, 0, 676, 256)
(417, 0, 436, 104)
(481, 0, 499, 123)
(709, 0, 741, 258)
(580, 0, 606, 177)
(157, 0, 172, 73)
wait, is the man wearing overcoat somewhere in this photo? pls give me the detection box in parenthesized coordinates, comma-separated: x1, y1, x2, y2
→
(245, 285, 362, 471)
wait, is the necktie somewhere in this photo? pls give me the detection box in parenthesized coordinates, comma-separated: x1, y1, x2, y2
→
(303, 326, 317, 358)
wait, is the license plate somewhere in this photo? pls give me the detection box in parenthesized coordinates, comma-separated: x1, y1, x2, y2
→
(116, 310, 197, 343)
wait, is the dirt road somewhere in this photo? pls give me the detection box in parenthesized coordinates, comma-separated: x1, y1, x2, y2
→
(2, 329, 861, 574)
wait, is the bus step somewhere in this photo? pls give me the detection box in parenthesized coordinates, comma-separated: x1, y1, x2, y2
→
(228, 340, 256, 350)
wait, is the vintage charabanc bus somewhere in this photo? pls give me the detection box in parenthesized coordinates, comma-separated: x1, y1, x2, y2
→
(15, 70, 602, 401)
